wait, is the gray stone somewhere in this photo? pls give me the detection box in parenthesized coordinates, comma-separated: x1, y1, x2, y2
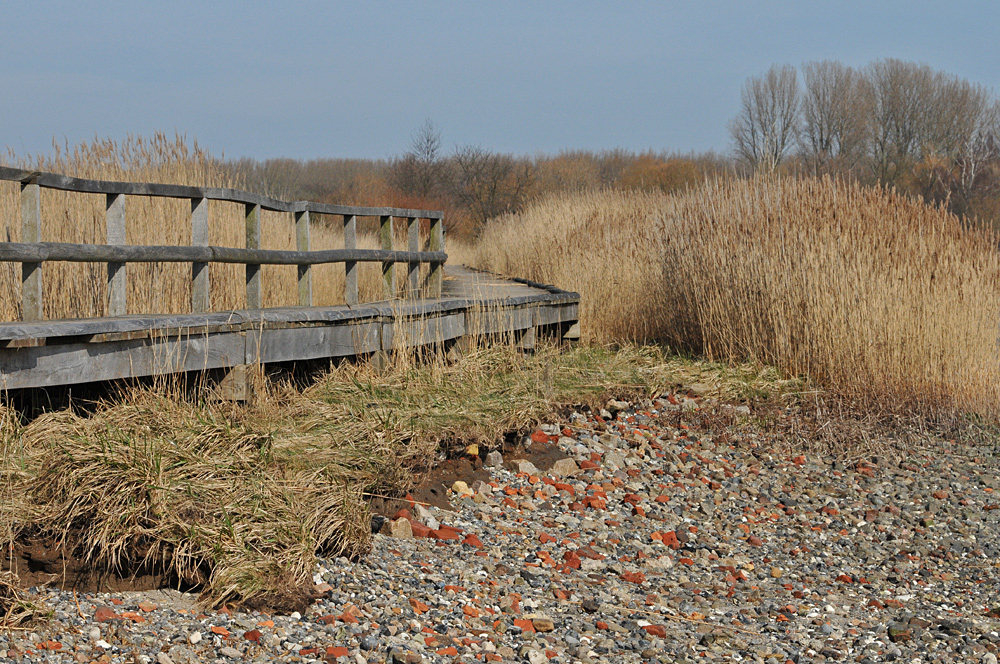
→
(382, 517, 413, 539)
(525, 650, 548, 664)
(550, 458, 580, 477)
(485, 451, 504, 467)
(219, 646, 242, 658)
(514, 460, 540, 476)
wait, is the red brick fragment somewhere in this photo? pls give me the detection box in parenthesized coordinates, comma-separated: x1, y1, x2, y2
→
(409, 520, 432, 538)
(643, 624, 667, 638)
(514, 618, 535, 633)
(620, 571, 646, 584)
(93, 606, 120, 623)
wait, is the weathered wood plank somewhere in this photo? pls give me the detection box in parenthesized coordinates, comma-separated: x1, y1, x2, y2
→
(428, 217, 444, 298)
(20, 179, 42, 321)
(106, 193, 127, 316)
(0, 166, 444, 219)
(295, 210, 312, 306)
(0, 242, 447, 266)
(245, 203, 262, 309)
(381, 313, 465, 350)
(251, 322, 382, 363)
(407, 217, 420, 298)
(0, 167, 431, 218)
(466, 305, 535, 336)
(0, 332, 246, 390)
(343, 215, 358, 305)
(380, 215, 395, 300)
(0, 313, 249, 342)
(191, 197, 210, 313)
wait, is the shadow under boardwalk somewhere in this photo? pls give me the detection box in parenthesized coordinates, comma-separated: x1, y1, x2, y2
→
(0, 266, 580, 392)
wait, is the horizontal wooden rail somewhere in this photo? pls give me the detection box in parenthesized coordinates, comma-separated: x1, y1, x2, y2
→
(0, 166, 443, 219)
(0, 241, 446, 266)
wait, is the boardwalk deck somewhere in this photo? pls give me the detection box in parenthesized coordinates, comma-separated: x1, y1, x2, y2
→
(0, 265, 580, 392)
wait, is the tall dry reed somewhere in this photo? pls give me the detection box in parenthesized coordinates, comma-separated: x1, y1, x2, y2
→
(0, 134, 421, 321)
(470, 177, 1000, 418)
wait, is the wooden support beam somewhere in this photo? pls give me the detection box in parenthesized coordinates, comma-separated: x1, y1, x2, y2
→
(406, 217, 420, 298)
(295, 210, 312, 306)
(428, 217, 444, 298)
(245, 203, 262, 309)
(191, 197, 210, 313)
(106, 193, 126, 317)
(343, 214, 358, 305)
(380, 214, 395, 301)
(20, 178, 42, 321)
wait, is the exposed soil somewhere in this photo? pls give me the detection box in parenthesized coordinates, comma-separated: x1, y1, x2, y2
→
(6, 538, 181, 594)
(370, 436, 570, 517)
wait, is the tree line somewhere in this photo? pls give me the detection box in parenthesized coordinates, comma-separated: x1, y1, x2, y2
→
(731, 59, 1000, 223)
(226, 121, 727, 240)
(223, 58, 1000, 239)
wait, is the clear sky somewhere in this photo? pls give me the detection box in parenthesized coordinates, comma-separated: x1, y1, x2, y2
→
(1, 2, 996, 162)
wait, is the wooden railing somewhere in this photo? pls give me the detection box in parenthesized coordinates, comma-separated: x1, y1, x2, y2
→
(0, 167, 446, 321)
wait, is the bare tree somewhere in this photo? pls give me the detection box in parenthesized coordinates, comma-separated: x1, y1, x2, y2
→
(864, 59, 940, 182)
(389, 119, 445, 200)
(451, 145, 534, 232)
(730, 65, 800, 172)
(799, 61, 869, 174)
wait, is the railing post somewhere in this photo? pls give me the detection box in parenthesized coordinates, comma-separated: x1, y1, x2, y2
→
(191, 197, 210, 313)
(245, 203, 262, 309)
(406, 216, 419, 298)
(343, 214, 358, 305)
(106, 193, 126, 317)
(20, 177, 42, 321)
(428, 216, 444, 298)
(380, 214, 395, 300)
(295, 209, 312, 306)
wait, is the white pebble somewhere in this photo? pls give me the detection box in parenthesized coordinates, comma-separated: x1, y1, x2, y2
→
(88, 627, 101, 642)
(95, 640, 113, 650)
(188, 631, 202, 645)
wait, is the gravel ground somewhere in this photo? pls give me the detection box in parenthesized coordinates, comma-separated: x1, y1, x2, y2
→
(5, 393, 1000, 664)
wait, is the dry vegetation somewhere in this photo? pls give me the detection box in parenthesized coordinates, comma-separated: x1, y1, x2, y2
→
(469, 177, 1000, 420)
(0, 343, 679, 607)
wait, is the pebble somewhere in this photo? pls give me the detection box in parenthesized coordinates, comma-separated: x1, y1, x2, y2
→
(11, 394, 1000, 663)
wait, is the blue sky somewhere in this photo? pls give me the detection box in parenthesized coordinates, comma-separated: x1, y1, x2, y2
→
(1, 2, 996, 161)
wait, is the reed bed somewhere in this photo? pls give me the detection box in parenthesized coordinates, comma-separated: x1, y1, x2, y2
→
(0, 134, 427, 321)
(470, 177, 1000, 419)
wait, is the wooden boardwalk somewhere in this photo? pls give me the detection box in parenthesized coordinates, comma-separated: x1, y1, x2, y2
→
(0, 166, 579, 393)
(0, 264, 579, 392)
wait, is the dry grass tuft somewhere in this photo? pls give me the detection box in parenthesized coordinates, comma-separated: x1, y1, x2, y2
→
(0, 571, 49, 626)
(469, 177, 1000, 420)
